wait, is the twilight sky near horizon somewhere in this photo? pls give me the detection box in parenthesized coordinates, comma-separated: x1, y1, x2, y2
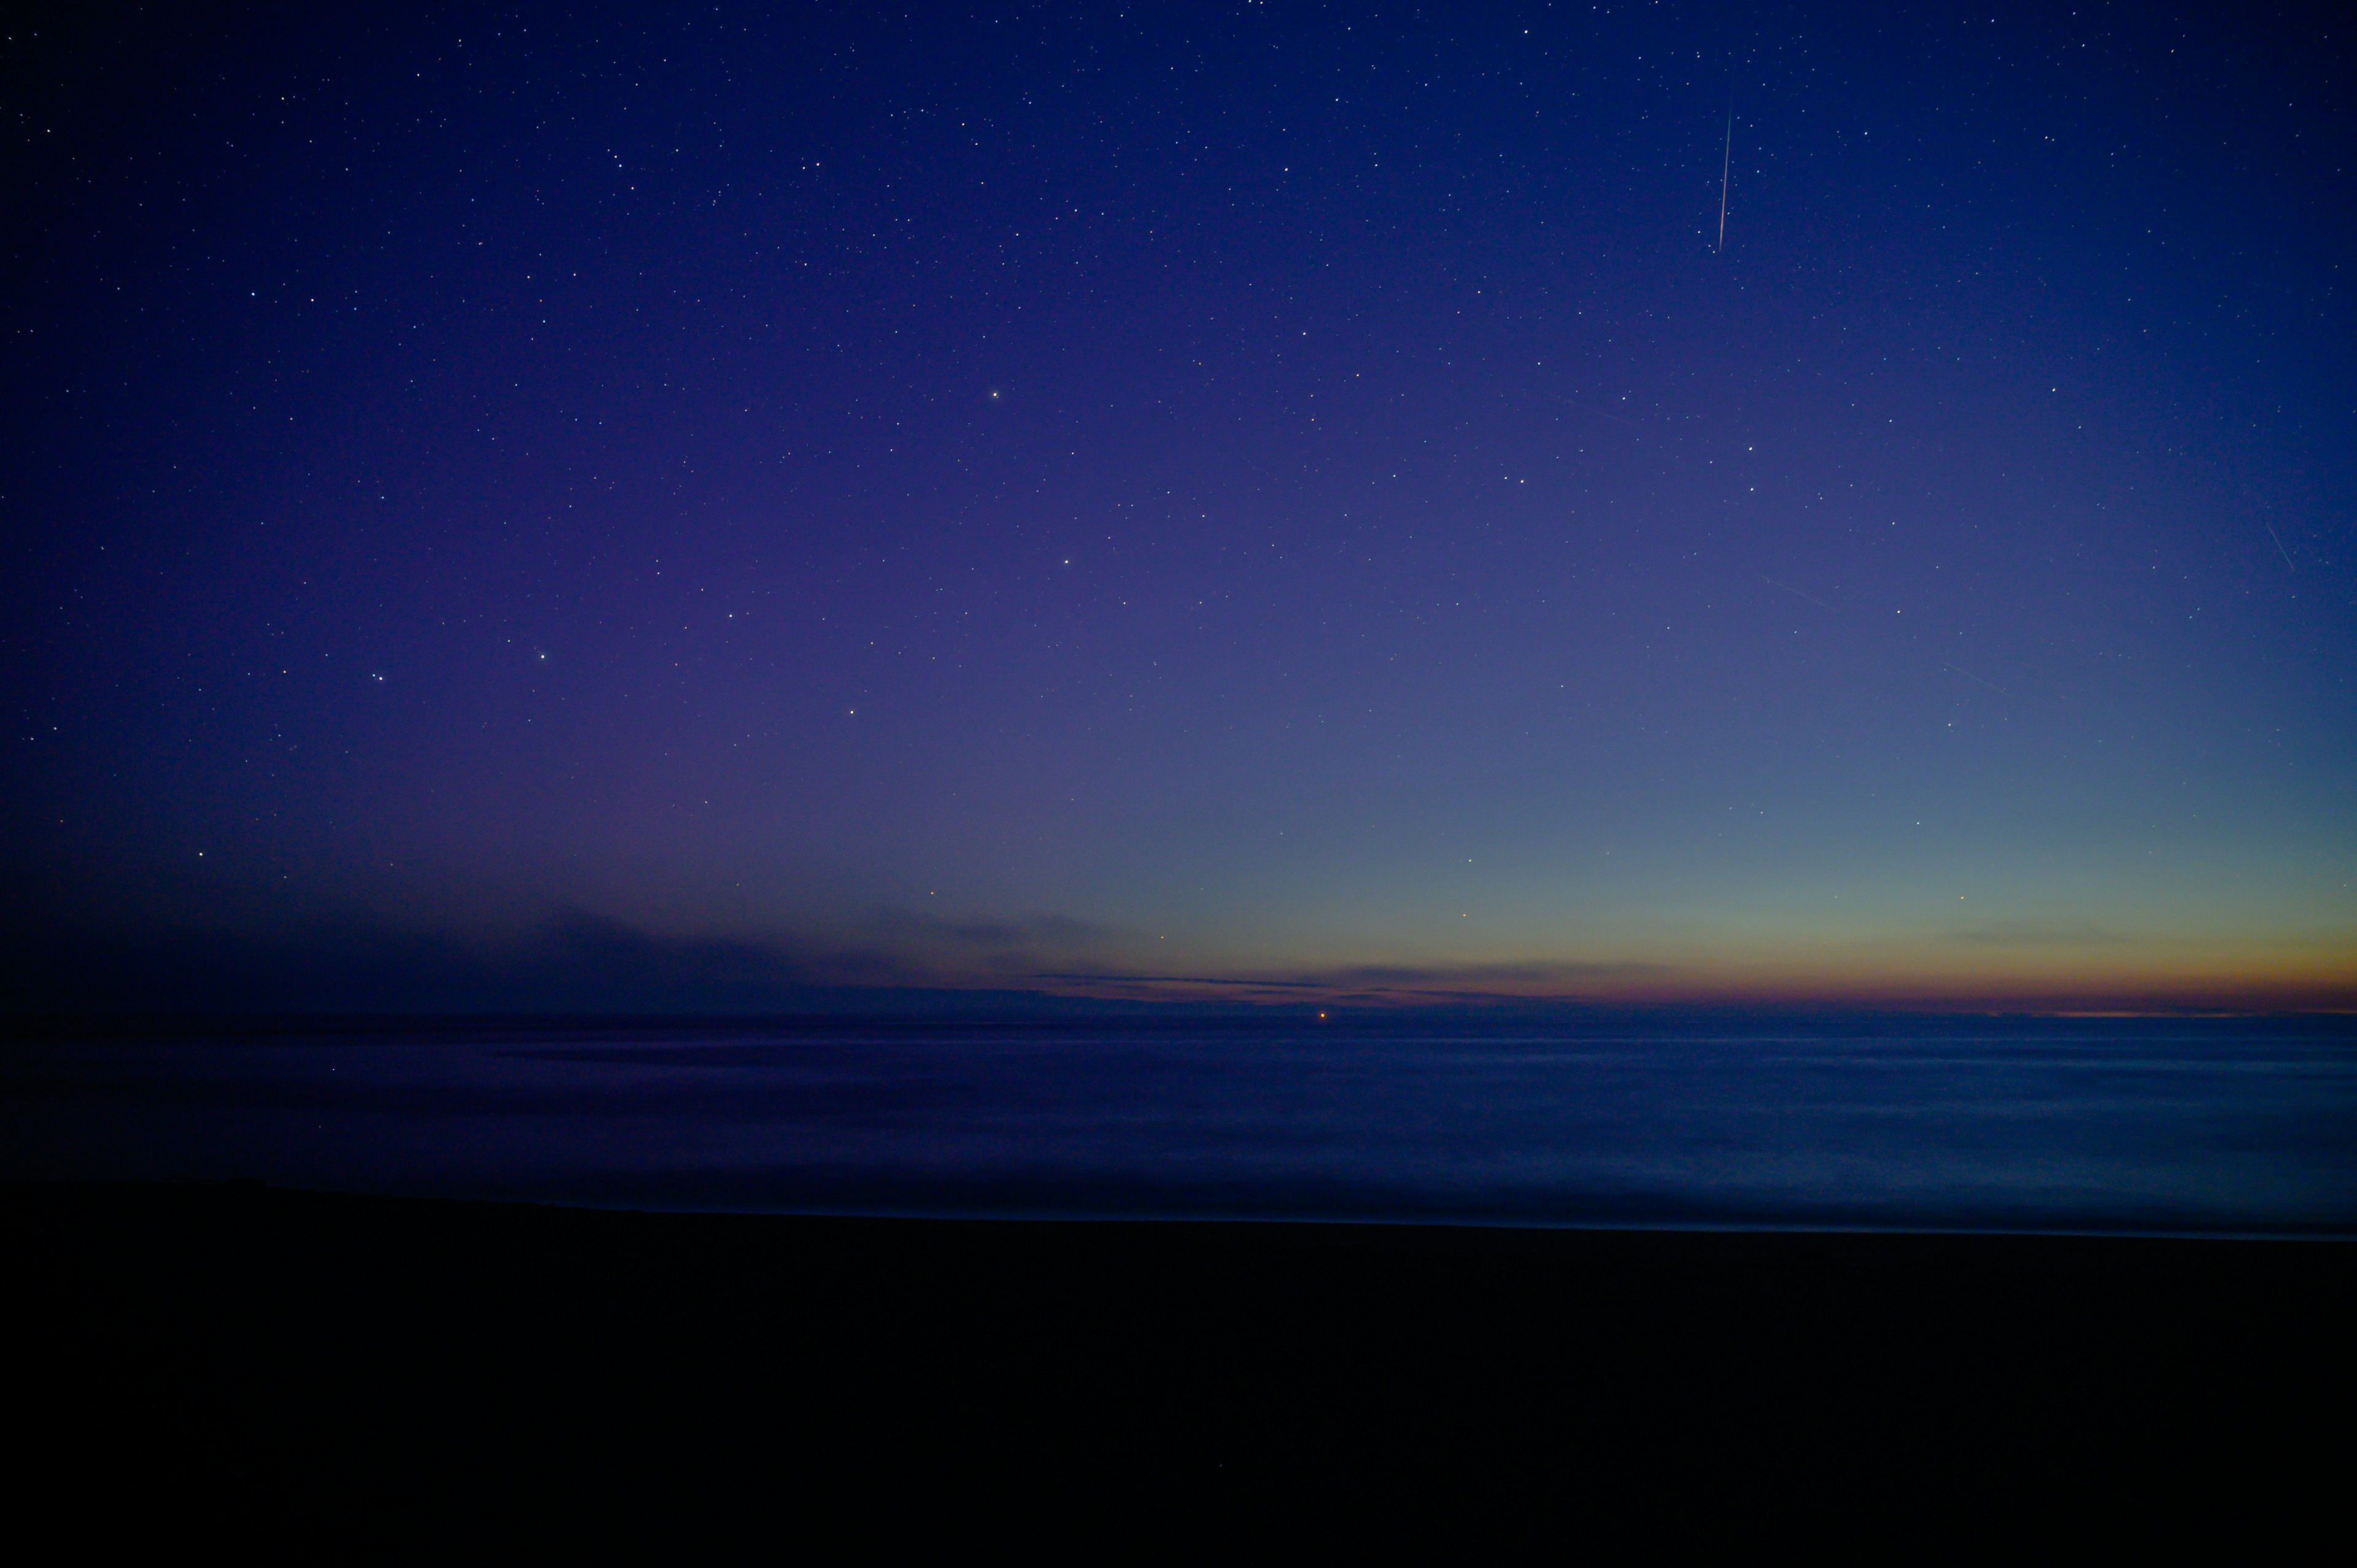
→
(4, 2, 2353, 1009)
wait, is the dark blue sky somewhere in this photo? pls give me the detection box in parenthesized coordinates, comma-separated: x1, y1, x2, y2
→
(6, 2, 2352, 1010)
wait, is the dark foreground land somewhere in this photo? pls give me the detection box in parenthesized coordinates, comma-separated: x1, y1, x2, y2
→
(10, 1182, 2352, 1550)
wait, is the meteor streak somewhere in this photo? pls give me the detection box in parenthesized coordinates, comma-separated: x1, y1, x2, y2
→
(1763, 576, 1835, 612)
(2264, 519, 2296, 569)
(1717, 101, 1733, 252)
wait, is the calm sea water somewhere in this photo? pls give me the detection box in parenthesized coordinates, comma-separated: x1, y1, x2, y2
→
(6, 1016, 2354, 1234)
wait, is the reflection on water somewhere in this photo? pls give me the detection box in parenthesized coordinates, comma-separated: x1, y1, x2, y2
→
(6, 1016, 2354, 1234)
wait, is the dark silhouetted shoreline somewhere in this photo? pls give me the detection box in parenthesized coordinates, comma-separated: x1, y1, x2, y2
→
(11, 1181, 2350, 1547)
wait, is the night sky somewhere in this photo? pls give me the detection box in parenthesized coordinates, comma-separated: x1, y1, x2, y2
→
(6, 3, 2352, 1011)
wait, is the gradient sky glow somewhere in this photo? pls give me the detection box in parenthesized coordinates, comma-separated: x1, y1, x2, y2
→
(6, 2, 2353, 1010)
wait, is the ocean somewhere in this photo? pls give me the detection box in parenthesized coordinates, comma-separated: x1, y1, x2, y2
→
(7, 1014, 2353, 1235)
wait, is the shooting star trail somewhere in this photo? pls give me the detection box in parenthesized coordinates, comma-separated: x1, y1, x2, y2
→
(1554, 395, 1642, 428)
(1717, 101, 1733, 253)
(1763, 576, 1836, 612)
(1938, 662, 2011, 697)
(2264, 520, 2296, 570)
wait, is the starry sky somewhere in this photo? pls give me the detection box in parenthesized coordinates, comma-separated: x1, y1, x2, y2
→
(5, 2, 2353, 1012)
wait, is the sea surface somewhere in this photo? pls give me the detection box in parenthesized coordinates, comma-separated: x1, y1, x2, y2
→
(6, 1014, 2355, 1235)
